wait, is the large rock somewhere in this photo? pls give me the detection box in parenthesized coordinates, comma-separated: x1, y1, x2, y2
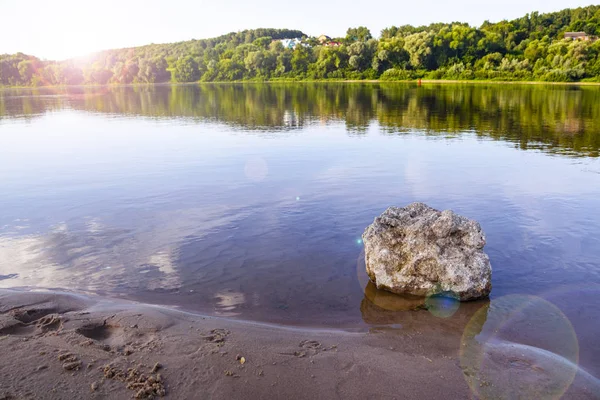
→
(362, 203, 492, 301)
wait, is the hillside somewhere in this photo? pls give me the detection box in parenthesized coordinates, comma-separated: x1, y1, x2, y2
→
(1, 5, 599, 85)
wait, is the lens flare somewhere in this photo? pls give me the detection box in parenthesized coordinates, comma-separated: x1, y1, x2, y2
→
(425, 295, 460, 318)
(460, 294, 579, 400)
(537, 284, 600, 385)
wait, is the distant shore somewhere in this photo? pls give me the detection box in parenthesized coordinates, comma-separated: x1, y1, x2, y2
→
(3, 79, 600, 90)
(204, 79, 600, 86)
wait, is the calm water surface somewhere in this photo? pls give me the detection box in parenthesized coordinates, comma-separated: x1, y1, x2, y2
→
(1, 83, 599, 378)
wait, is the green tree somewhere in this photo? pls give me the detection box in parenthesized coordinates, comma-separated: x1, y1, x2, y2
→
(138, 57, 169, 83)
(347, 39, 377, 71)
(172, 56, 200, 82)
(17, 60, 35, 84)
(291, 46, 311, 75)
(404, 31, 435, 69)
(244, 51, 276, 77)
(345, 27, 372, 42)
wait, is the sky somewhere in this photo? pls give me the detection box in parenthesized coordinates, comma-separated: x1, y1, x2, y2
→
(0, 0, 596, 60)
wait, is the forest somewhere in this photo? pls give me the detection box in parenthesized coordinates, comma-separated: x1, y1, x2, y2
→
(1, 5, 600, 86)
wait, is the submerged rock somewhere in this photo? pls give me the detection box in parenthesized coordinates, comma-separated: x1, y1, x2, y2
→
(362, 203, 492, 301)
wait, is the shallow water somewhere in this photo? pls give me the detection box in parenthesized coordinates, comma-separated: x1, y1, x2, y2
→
(1, 83, 600, 377)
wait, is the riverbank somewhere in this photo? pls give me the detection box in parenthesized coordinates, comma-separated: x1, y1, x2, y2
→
(3, 78, 600, 90)
(206, 79, 600, 86)
(1, 289, 598, 399)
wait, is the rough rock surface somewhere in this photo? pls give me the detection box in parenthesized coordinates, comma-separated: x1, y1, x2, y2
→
(362, 202, 492, 301)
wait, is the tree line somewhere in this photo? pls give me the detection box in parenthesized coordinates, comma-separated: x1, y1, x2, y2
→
(1, 6, 600, 86)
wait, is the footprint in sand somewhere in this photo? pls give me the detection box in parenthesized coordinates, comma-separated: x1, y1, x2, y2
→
(202, 328, 230, 344)
(36, 315, 63, 332)
(10, 306, 60, 324)
(0, 306, 63, 336)
(299, 340, 322, 350)
(75, 319, 159, 356)
(280, 340, 327, 358)
(76, 323, 116, 342)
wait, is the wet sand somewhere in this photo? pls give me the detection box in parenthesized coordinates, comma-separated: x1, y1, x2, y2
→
(1, 289, 599, 399)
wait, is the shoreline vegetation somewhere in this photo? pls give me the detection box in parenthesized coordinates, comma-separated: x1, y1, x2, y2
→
(3, 79, 600, 90)
(2, 5, 600, 87)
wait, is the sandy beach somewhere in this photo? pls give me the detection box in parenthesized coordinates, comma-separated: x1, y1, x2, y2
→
(0, 289, 598, 399)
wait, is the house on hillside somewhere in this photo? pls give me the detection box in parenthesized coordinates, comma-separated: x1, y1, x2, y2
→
(564, 32, 594, 41)
(324, 41, 342, 47)
(318, 35, 331, 44)
(280, 38, 302, 49)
